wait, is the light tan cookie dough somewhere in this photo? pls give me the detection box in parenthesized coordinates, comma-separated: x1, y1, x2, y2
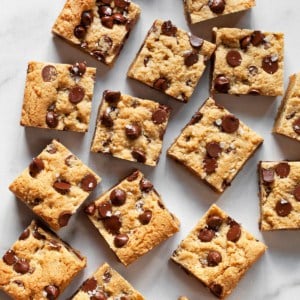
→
(171, 204, 266, 299)
(168, 98, 263, 193)
(85, 170, 180, 266)
(211, 27, 284, 96)
(9, 139, 101, 231)
(21, 61, 96, 132)
(259, 161, 300, 230)
(127, 19, 216, 102)
(0, 220, 86, 300)
(52, 0, 141, 66)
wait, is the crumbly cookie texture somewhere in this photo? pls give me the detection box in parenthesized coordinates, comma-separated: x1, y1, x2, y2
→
(127, 19, 216, 102)
(91, 90, 171, 166)
(259, 161, 300, 230)
(52, 0, 141, 66)
(273, 73, 300, 142)
(21, 61, 96, 132)
(71, 262, 145, 299)
(9, 139, 101, 231)
(211, 27, 284, 96)
(171, 204, 266, 299)
(167, 98, 263, 193)
(0, 220, 86, 300)
(184, 0, 256, 24)
(85, 169, 180, 266)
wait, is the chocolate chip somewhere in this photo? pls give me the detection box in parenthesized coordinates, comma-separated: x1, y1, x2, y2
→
(46, 144, 57, 154)
(114, 234, 129, 247)
(138, 210, 152, 225)
(81, 174, 97, 192)
(100, 0, 112, 3)
(13, 280, 24, 287)
(210, 283, 223, 297)
(19, 228, 30, 240)
(42, 65, 57, 82)
(69, 62, 86, 76)
(82, 277, 97, 293)
(104, 90, 121, 103)
(74, 25, 86, 39)
(153, 78, 169, 91)
(221, 115, 239, 133)
(227, 223, 241, 242)
(103, 216, 121, 234)
(240, 35, 251, 50)
(3, 250, 17, 265)
(44, 285, 60, 300)
(226, 50, 242, 67)
(262, 55, 279, 74)
(207, 215, 223, 231)
(110, 189, 126, 206)
(161, 20, 177, 36)
(189, 112, 203, 125)
(125, 124, 142, 139)
(214, 75, 230, 93)
(207, 250, 222, 266)
(198, 228, 215, 242)
(189, 33, 203, 49)
(33, 227, 46, 240)
(208, 0, 225, 13)
(203, 157, 217, 174)
(64, 155, 77, 167)
(98, 201, 112, 218)
(69, 86, 85, 104)
(48, 240, 61, 251)
(46, 111, 59, 128)
(131, 149, 146, 163)
(206, 142, 222, 158)
(101, 108, 114, 128)
(58, 212, 72, 228)
(103, 270, 112, 283)
(114, 0, 130, 8)
(53, 180, 71, 194)
(85, 203, 96, 215)
(140, 178, 153, 192)
(113, 13, 127, 24)
(276, 199, 292, 217)
(262, 168, 275, 183)
(98, 5, 112, 17)
(152, 107, 169, 125)
(29, 158, 44, 177)
(251, 31, 265, 46)
(91, 291, 107, 300)
(13, 259, 30, 274)
(101, 16, 114, 28)
(127, 170, 139, 182)
(184, 50, 199, 67)
(275, 163, 290, 178)
(248, 65, 258, 76)
(293, 117, 300, 134)
(81, 10, 93, 27)
(294, 185, 300, 201)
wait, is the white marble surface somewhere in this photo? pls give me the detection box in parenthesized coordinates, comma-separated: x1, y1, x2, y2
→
(0, 0, 300, 299)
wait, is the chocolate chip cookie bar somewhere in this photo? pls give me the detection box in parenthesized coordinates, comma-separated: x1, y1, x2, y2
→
(9, 139, 101, 231)
(71, 262, 144, 299)
(85, 170, 180, 266)
(91, 90, 171, 166)
(273, 73, 300, 142)
(167, 98, 263, 193)
(184, 0, 256, 24)
(127, 19, 216, 102)
(211, 27, 284, 96)
(0, 220, 86, 300)
(52, 0, 141, 66)
(259, 161, 300, 230)
(21, 61, 96, 132)
(171, 204, 266, 299)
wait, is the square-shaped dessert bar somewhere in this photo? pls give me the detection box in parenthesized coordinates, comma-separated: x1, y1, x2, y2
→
(127, 19, 216, 102)
(85, 169, 180, 266)
(0, 220, 86, 300)
(259, 161, 300, 230)
(52, 0, 141, 66)
(9, 139, 101, 231)
(70, 262, 144, 299)
(273, 73, 300, 142)
(184, 0, 256, 24)
(171, 204, 266, 299)
(167, 98, 263, 193)
(211, 27, 284, 96)
(91, 90, 171, 166)
(21, 61, 96, 132)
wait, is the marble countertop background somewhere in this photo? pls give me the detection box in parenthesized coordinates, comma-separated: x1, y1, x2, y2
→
(1, 0, 300, 299)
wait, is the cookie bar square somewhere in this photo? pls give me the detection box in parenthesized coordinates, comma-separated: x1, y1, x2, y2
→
(71, 262, 144, 299)
(85, 170, 180, 266)
(259, 161, 300, 230)
(273, 73, 300, 142)
(171, 204, 266, 299)
(52, 0, 141, 66)
(167, 98, 263, 193)
(0, 220, 86, 300)
(91, 90, 171, 166)
(127, 19, 216, 102)
(21, 61, 96, 132)
(211, 27, 284, 96)
(9, 139, 101, 231)
(184, 0, 256, 24)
